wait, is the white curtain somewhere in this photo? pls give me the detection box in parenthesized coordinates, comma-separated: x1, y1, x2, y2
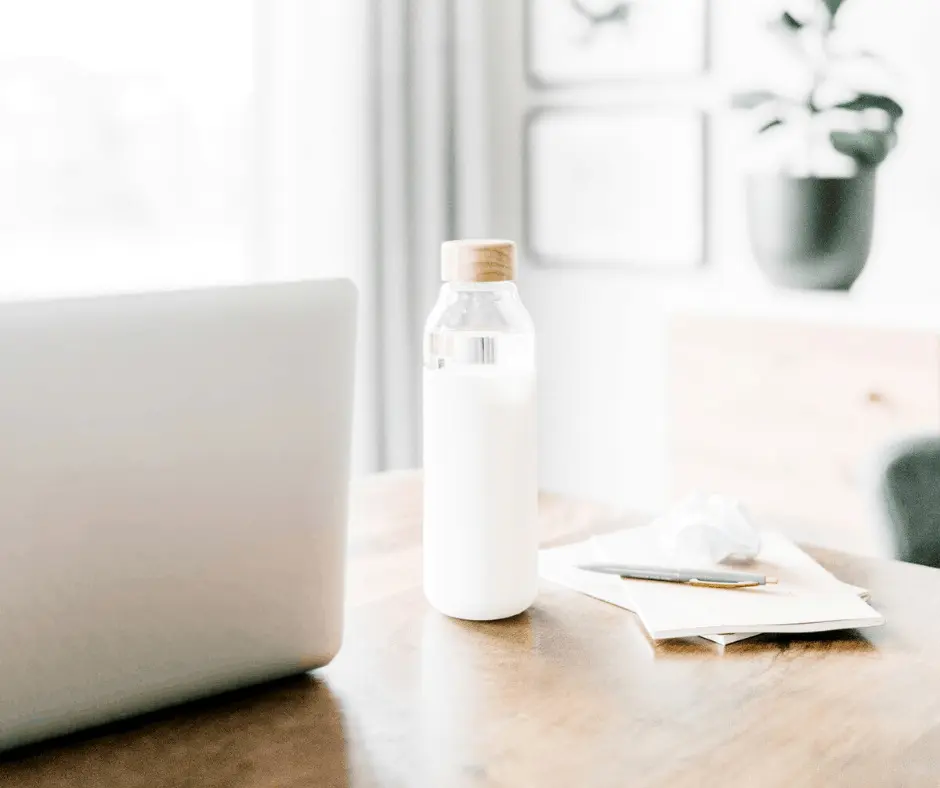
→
(260, 0, 474, 472)
(372, 0, 464, 470)
(255, 0, 382, 472)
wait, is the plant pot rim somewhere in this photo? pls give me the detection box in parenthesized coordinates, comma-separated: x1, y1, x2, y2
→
(746, 170, 876, 183)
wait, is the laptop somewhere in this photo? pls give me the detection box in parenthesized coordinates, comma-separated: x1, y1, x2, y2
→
(0, 279, 357, 751)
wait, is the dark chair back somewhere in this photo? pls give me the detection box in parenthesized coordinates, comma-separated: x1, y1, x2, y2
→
(877, 437, 940, 568)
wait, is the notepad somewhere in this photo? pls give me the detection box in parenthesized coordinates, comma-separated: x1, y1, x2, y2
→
(539, 526, 884, 641)
(701, 584, 872, 645)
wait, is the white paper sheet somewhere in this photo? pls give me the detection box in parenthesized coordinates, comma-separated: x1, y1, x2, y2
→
(539, 527, 883, 641)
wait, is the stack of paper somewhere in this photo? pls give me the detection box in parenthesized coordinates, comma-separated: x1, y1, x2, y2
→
(539, 526, 883, 642)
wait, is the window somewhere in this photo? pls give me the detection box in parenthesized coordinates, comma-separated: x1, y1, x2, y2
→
(0, 0, 254, 298)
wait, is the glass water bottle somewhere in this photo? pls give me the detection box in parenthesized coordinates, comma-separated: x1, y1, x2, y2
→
(422, 239, 538, 621)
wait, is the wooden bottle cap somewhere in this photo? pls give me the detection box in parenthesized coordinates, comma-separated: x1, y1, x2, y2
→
(441, 239, 515, 282)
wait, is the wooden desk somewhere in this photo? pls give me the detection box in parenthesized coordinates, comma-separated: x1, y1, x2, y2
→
(5, 472, 940, 787)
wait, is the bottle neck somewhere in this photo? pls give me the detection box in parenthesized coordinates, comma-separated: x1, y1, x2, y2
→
(426, 278, 532, 337)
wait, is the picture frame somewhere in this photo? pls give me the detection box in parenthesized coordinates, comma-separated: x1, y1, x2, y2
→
(523, 106, 708, 270)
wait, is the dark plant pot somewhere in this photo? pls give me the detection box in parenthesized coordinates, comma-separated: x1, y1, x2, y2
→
(745, 170, 876, 291)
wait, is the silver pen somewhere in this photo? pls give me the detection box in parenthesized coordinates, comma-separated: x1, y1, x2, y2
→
(577, 563, 778, 589)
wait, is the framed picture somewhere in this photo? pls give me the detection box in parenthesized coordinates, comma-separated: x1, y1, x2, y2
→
(524, 107, 706, 270)
(526, 0, 709, 86)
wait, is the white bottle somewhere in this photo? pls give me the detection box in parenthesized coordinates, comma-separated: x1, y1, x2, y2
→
(422, 239, 538, 621)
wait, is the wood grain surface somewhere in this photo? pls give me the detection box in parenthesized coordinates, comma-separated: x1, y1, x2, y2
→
(4, 471, 940, 787)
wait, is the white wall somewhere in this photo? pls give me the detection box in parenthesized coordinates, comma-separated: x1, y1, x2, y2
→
(465, 0, 940, 512)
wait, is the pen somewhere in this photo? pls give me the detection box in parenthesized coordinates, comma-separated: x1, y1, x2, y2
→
(576, 563, 778, 588)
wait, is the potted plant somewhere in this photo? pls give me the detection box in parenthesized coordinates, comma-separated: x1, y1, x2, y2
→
(733, 0, 903, 290)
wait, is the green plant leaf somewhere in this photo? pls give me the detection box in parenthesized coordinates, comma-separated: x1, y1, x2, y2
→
(780, 11, 803, 30)
(758, 117, 785, 133)
(831, 130, 893, 167)
(731, 90, 784, 109)
(834, 94, 904, 121)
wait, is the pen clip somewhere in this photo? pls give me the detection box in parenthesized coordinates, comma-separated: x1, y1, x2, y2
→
(687, 579, 760, 589)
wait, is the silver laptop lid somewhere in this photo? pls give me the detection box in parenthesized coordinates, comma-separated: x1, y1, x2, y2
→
(0, 279, 357, 750)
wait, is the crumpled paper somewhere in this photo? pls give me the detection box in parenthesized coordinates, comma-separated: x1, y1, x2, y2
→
(652, 493, 761, 564)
